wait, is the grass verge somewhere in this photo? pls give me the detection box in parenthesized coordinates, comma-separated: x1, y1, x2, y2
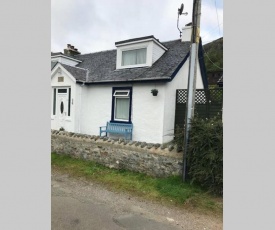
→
(51, 152, 222, 217)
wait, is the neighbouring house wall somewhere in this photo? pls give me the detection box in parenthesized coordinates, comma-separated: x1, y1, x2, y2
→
(51, 66, 77, 132)
(78, 83, 166, 144)
(51, 131, 182, 177)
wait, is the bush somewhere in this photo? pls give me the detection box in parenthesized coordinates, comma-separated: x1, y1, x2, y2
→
(174, 115, 223, 195)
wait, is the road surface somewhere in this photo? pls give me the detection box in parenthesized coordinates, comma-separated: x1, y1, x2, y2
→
(52, 169, 222, 230)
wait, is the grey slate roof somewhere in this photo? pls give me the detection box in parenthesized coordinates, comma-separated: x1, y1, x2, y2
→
(51, 61, 58, 70)
(67, 39, 191, 84)
(61, 64, 88, 82)
(51, 61, 88, 82)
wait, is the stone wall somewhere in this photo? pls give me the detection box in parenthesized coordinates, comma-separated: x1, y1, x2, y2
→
(51, 130, 183, 177)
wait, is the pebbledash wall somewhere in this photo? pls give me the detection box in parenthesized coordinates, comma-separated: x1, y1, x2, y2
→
(51, 130, 183, 177)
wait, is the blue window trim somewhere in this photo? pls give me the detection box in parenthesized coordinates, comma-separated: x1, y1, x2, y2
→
(111, 87, 132, 124)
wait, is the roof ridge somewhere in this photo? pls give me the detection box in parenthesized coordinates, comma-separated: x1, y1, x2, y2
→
(161, 39, 181, 44)
(61, 63, 88, 71)
(75, 48, 116, 57)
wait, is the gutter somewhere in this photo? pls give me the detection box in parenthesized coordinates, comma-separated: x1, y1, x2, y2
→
(76, 77, 172, 85)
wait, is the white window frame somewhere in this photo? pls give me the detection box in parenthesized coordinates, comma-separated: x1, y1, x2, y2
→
(116, 42, 152, 69)
(113, 90, 130, 97)
(113, 90, 130, 122)
(121, 48, 147, 67)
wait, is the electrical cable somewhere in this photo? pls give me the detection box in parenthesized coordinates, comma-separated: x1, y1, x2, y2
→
(202, 45, 223, 70)
(213, 0, 222, 37)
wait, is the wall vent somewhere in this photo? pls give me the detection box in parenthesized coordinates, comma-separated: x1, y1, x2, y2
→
(58, 76, 64, 82)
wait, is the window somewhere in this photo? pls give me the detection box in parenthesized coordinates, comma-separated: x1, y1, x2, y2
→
(122, 48, 146, 66)
(111, 88, 132, 123)
(58, 89, 67, 93)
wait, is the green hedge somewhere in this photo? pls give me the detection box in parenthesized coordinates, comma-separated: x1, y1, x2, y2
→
(175, 116, 223, 195)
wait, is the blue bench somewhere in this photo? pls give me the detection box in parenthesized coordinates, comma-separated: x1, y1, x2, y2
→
(99, 122, 133, 140)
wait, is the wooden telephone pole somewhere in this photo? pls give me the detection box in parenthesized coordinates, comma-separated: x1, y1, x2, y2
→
(182, 0, 202, 182)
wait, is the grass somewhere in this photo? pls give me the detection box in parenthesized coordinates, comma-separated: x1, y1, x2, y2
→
(51, 152, 222, 217)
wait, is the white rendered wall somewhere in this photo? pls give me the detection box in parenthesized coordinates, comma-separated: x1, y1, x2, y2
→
(79, 85, 113, 136)
(51, 66, 77, 132)
(162, 57, 204, 143)
(181, 26, 192, 42)
(131, 83, 166, 143)
(196, 59, 204, 89)
(78, 83, 166, 144)
(75, 83, 86, 133)
(152, 42, 166, 64)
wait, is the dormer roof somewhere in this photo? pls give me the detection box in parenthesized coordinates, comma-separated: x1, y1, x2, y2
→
(115, 35, 168, 51)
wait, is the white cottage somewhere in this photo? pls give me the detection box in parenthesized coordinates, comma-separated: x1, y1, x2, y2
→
(51, 25, 208, 144)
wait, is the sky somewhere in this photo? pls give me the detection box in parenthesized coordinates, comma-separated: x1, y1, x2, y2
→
(51, 0, 223, 54)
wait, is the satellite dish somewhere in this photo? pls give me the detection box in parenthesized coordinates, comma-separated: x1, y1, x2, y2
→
(178, 4, 184, 15)
(177, 3, 188, 38)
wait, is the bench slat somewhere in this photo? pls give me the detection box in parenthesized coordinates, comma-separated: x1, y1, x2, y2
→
(99, 122, 133, 140)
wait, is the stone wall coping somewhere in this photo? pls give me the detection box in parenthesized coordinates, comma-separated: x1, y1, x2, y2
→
(51, 130, 182, 159)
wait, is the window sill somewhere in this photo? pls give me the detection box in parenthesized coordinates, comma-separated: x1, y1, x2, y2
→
(116, 63, 150, 69)
(110, 120, 132, 124)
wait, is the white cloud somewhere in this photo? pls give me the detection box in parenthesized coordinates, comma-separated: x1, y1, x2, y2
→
(51, 0, 223, 53)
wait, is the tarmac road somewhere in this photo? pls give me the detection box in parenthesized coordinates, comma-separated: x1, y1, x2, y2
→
(51, 169, 222, 230)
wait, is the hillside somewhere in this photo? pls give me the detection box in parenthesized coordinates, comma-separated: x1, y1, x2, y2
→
(203, 37, 223, 86)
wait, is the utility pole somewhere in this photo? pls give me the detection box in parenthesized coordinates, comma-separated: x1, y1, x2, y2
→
(182, 0, 202, 182)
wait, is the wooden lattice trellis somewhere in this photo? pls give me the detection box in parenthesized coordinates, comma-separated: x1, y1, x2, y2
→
(175, 88, 223, 128)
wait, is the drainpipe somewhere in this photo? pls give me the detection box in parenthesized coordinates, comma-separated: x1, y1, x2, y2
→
(78, 82, 85, 133)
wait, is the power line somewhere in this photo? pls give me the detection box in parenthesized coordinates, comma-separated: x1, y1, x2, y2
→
(200, 23, 223, 41)
(213, 0, 221, 37)
(202, 45, 223, 70)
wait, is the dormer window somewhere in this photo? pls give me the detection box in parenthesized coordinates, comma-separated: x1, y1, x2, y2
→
(115, 35, 168, 70)
(122, 48, 147, 66)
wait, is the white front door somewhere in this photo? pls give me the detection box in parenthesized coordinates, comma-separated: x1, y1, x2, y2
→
(56, 88, 69, 130)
